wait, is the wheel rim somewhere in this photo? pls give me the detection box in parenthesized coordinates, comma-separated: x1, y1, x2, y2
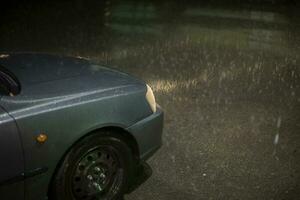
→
(71, 146, 123, 200)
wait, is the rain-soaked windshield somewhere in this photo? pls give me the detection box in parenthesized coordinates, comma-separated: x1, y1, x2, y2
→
(1, 0, 299, 199)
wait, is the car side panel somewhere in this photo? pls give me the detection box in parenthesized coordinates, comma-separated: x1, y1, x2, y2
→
(2, 86, 151, 200)
(0, 107, 24, 200)
(126, 105, 164, 161)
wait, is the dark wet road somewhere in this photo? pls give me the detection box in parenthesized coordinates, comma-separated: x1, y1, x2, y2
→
(1, 1, 300, 199)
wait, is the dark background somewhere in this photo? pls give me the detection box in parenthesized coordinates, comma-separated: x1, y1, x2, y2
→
(1, 0, 299, 199)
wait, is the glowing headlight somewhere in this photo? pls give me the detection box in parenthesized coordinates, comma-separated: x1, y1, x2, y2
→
(146, 84, 156, 113)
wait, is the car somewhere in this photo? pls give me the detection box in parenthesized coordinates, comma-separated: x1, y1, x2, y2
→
(0, 53, 163, 200)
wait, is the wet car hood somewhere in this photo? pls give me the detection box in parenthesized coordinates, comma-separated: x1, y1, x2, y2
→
(0, 53, 144, 98)
(0, 53, 89, 85)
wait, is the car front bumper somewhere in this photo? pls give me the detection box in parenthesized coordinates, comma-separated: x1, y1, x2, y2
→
(126, 105, 164, 161)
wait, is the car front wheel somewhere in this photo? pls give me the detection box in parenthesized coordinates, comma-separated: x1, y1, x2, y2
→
(50, 133, 134, 200)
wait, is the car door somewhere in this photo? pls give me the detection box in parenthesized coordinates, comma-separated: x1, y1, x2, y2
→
(0, 105, 24, 200)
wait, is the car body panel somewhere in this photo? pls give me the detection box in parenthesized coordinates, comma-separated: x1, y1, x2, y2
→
(126, 105, 164, 161)
(0, 106, 24, 200)
(0, 53, 163, 200)
(0, 53, 144, 97)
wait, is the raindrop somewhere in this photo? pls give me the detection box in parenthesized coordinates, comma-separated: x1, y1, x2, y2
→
(274, 133, 280, 145)
(277, 117, 282, 128)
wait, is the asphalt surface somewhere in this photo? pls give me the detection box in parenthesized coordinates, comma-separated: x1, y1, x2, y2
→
(1, 1, 300, 199)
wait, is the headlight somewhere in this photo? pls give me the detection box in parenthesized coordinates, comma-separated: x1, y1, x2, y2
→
(146, 84, 156, 113)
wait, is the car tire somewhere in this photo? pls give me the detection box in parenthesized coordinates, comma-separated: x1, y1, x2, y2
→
(50, 132, 134, 200)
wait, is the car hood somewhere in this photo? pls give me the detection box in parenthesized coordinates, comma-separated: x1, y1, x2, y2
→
(0, 53, 144, 98)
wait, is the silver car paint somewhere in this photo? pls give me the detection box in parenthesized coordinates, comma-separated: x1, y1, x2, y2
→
(0, 53, 163, 200)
